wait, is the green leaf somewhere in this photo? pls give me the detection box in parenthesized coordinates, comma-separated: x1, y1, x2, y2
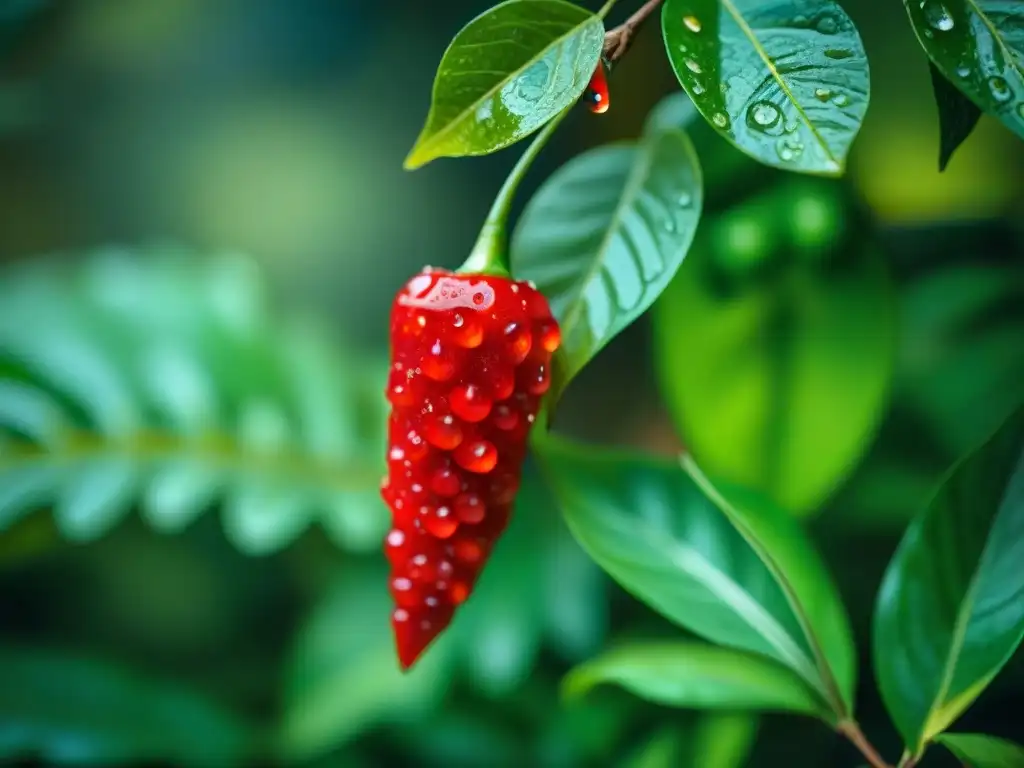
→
(278, 564, 451, 761)
(0, 247, 386, 554)
(662, 0, 869, 175)
(652, 178, 895, 516)
(536, 435, 855, 720)
(563, 641, 826, 717)
(451, 487, 546, 697)
(898, 262, 1024, 460)
(929, 62, 982, 171)
(623, 727, 686, 768)
(622, 714, 758, 768)
(905, 0, 1024, 141)
(690, 713, 759, 768)
(938, 732, 1024, 767)
(873, 406, 1024, 754)
(450, 465, 608, 694)
(403, 0, 604, 169)
(511, 127, 703, 402)
(0, 645, 252, 766)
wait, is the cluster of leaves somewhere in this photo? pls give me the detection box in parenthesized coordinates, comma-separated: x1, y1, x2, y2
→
(1, 0, 1022, 765)
(396, 0, 1024, 765)
(0, 245, 390, 555)
(404, 0, 1023, 176)
(0, 247, 616, 765)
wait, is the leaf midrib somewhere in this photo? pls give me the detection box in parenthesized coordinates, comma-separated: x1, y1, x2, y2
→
(684, 455, 849, 719)
(557, 135, 663, 358)
(920, 464, 1020, 748)
(964, 0, 1024, 84)
(568, 501, 825, 699)
(414, 3, 600, 159)
(721, 0, 841, 169)
(0, 430, 380, 491)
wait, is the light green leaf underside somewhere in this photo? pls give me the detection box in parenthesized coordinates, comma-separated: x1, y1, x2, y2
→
(563, 641, 827, 717)
(511, 128, 703, 402)
(536, 434, 853, 720)
(939, 732, 1024, 768)
(662, 0, 870, 174)
(404, 0, 604, 168)
(905, 0, 1024, 140)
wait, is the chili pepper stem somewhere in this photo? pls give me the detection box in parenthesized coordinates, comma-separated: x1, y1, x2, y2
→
(458, 107, 571, 278)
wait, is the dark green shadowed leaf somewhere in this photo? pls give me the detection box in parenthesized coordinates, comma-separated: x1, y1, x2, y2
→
(511, 128, 703, 403)
(535, 435, 855, 720)
(0, 646, 253, 766)
(690, 713, 759, 768)
(929, 62, 982, 171)
(939, 732, 1024, 767)
(563, 641, 826, 717)
(873, 406, 1024, 754)
(905, 0, 1024, 141)
(403, 0, 604, 169)
(652, 179, 895, 517)
(661, 0, 869, 175)
(278, 565, 452, 761)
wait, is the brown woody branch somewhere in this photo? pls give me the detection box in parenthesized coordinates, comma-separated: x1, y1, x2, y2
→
(602, 0, 665, 64)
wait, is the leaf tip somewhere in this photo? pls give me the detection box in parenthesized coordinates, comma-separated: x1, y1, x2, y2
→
(402, 148, 428, 171)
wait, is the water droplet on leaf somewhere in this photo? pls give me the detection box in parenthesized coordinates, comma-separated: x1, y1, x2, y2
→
(814, 88, 831, 102)
(712, 112, 729, 128)
(692, 82, 705, 95)
(746, 100, 781, 131)
(685, 59, 702, 74)
(816, 16, 838, 34)
(988, 76, 1012, 102)
(923, 1, 954, 31)
(832, 92, 849, 107)
(683, 15, 702, 32)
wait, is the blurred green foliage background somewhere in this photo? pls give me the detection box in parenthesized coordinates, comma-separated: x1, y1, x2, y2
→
(0, 1, 1022, 766)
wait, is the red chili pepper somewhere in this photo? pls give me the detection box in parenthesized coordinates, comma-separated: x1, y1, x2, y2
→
(382, 268, 560, 669)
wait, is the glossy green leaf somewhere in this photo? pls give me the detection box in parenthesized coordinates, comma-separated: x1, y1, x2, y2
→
(278, 566, 452, 761)
(403, 0, 604, 169)
(653, 178, 895, 516)
(938, 732, 1024, 767)
(536, 435, 855, 719)
(873, 406, 1024, 754)
(662, 0, 869, 175)
(511, 128, 703, 402)
(0, 645, 252, 765)
(905, 0, 1024, 141)
(564, 641, 826, 717)
(0, 247, 385, 554)
(929, 62, 982, 171)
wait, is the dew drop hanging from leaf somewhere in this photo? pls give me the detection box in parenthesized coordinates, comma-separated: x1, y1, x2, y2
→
(584, 59, 610, 114)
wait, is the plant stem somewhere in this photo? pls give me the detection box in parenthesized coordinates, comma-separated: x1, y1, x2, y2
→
(838, 721, 894, 768)
(602, 0, 665, 63)
(459, 106, 570, 277)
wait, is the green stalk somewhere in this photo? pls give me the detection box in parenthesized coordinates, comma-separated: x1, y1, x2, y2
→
(458, 107, 571, 277)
